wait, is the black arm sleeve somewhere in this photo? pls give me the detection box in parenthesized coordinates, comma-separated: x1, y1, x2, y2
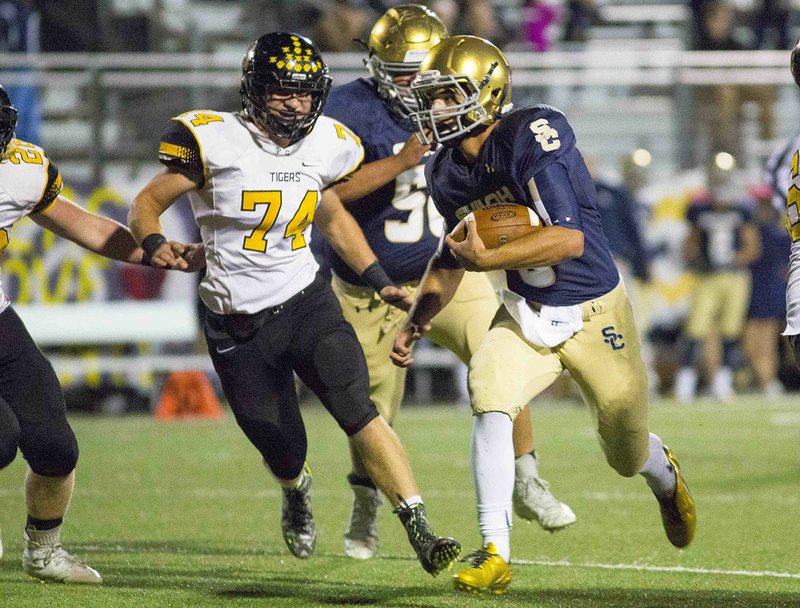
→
(31, 160, 63, 214)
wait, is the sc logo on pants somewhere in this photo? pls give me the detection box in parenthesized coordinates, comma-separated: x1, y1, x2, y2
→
(602, 326, 625, 351)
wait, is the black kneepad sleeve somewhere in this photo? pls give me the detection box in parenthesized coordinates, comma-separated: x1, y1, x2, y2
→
(25, 429, 79, 477)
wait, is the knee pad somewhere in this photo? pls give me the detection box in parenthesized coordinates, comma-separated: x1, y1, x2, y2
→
(22, 425, 79, 477)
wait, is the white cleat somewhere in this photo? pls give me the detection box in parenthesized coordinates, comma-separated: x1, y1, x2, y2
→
(343, 482, 382, 559)
(513, 475, 577, 531)
(23, 527, 102, 584)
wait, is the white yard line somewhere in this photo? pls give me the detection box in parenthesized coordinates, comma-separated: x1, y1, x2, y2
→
(69, 543, 800, 580)
(510, 558, 800, 579)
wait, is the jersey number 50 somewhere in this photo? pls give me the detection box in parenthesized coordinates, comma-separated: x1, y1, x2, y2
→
(384, 147, 443, 243)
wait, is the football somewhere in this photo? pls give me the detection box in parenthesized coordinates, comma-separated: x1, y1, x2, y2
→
(450, 204, 541, 248)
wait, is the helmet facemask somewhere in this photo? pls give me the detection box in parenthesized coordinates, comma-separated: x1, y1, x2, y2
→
(242, 72, 331, 145)
(410, 68, 505, 146)
(366, 48, 428, 117)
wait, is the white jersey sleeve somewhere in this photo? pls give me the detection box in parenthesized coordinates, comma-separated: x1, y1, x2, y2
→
(311, 116, 365, 188)
(0, 140, 63, 310)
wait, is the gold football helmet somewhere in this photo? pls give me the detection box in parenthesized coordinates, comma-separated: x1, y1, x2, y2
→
(367, 4, 448, 117)
(410, 36, 512, 145)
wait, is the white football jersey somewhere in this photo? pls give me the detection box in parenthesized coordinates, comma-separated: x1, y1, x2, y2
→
(785, 147, 800, 336)
(0, 140, 62, 312)
(158, 110, 364, 314)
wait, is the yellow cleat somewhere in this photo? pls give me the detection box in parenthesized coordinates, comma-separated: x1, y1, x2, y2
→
(658, 446, 696, 548)
(452, 543, 512, 595)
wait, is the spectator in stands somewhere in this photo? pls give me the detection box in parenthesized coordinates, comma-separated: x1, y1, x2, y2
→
(742, 185, 790, 396)
(521, 0, 561, 52)
(674, 153, 761, 402)
(751, 0, 791, 50)
(694, 0, 750, 51)
(314, 0, 374, 52)
(691, 0, 774, 166)
(427, 0, 504, 43)
(249, 0, 377, 52)
(562, 0, 597, 43)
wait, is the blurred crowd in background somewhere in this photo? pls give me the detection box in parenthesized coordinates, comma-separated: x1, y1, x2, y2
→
(0, 0, 792, 54)
(1, 0, 800, 409)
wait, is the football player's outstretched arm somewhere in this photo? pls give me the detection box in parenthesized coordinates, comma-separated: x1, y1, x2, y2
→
(445, 214, 583, 272)
(333, 133, 430, 204)
(391, 256, 465, 368)
(129, 168, 204, 271)
(315, 188, 413, 310)
(31, 195, 144, 264)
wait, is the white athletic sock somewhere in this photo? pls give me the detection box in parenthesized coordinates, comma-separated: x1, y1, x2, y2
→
(472, 412, 514, 561)
(638, 433, 677, 499)
(674, 367, 698, 403)
(400, 495, 423, 508)
(514, 452, 539, 479)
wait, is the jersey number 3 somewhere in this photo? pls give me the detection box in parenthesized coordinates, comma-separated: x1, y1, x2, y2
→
(241, 190, 317, 253)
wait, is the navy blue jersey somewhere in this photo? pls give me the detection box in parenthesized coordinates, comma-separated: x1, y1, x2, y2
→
(594, 180, 650, 279)
(685, 201, 754, 272)
(314, 78, 443, 285)
(426, 105, 619, 306)
(748, 218, 790, 319)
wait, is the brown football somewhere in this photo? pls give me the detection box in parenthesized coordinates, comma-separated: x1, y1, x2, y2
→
(450, 204, 541, 249)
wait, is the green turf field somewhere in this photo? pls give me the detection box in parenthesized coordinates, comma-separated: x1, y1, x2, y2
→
(1, 396, 799, 607)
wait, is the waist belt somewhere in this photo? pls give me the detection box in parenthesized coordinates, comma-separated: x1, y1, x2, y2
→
(206, 276, 318, 341)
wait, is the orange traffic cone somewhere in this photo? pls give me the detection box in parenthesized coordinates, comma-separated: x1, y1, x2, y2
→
(154, 371, 224, 420)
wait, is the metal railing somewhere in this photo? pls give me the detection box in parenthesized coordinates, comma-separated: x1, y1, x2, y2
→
(0, 49, 796, 183)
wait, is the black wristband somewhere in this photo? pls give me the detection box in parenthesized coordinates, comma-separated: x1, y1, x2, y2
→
(141, 233, 168, 266)
(360, 261, 393, 292)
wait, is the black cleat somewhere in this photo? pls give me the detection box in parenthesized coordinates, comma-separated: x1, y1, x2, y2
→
(394, 500, 461, 576)
(281, 463, 316, 559)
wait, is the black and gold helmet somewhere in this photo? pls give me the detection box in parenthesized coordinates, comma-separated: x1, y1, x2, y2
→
(410, 36, 512, 146)
(0, 85, 18, 156)
(366, 4, 448, 117)
(792, 38, 800, 89)
(240, 32, 332, 144)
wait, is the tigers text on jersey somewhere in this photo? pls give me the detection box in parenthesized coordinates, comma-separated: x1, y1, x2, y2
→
(426, 105, 618, 306)
(158, 110, 364, 314)
(317, 78, 443, 285)
(0, 140, 62, 311)
(685, 201, 753, 273)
